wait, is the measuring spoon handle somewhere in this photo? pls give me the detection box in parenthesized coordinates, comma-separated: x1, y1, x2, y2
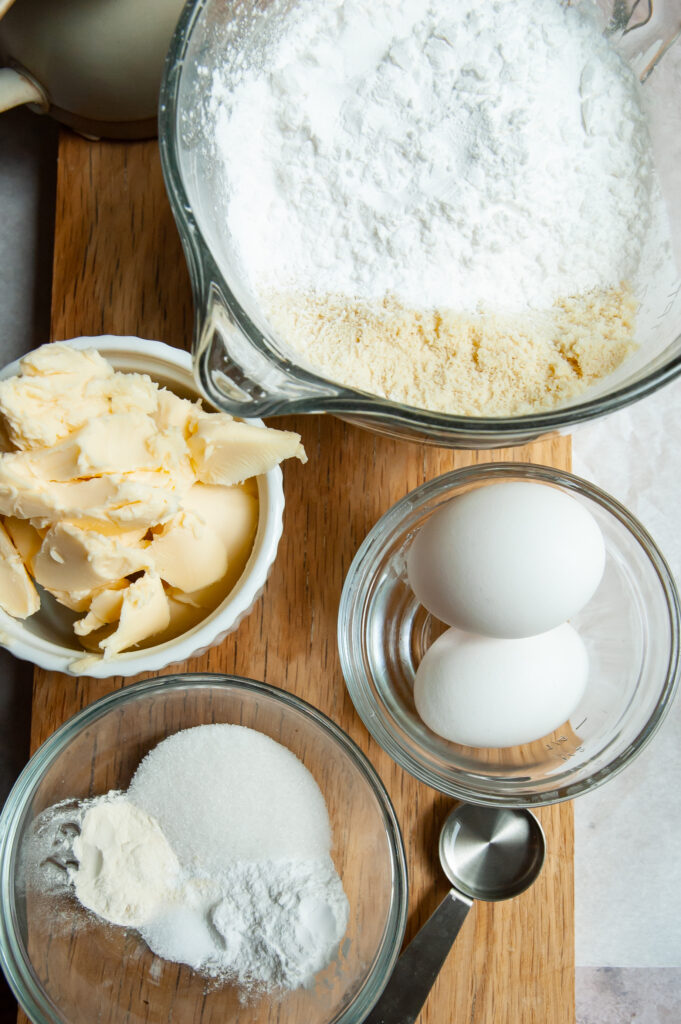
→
(364, 888, 473, 1024)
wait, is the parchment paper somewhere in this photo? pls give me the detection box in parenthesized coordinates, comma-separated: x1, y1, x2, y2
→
(573, 377, 681, 968)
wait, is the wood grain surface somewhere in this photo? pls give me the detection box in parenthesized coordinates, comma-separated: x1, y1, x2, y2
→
(20, 132, 575, 1024)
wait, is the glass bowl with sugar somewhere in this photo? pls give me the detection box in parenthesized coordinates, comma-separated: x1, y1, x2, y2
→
(0, 674, 407, 1024)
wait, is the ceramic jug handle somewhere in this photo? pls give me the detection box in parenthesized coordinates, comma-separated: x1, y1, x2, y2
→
(0, 0, 48, 115)
(0, 66, 47, 114)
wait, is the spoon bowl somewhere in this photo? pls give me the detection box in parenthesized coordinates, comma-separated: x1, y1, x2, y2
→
(439, 804, 545, 901)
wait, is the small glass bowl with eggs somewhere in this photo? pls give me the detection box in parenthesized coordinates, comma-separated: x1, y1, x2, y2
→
(338, 463, 681, 806)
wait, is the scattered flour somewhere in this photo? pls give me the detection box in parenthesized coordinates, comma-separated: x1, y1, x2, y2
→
(208, 0, 658, 415)
(26, 725, 349, 996)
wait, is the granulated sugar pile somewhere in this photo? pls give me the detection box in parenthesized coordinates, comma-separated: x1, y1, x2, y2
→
(210, 0, 656, 415)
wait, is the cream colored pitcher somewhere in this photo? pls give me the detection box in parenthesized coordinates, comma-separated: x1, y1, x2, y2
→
(0, 0, 186, 138)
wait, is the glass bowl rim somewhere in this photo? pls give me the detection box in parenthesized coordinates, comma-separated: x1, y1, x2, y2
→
(338, 461, 681, 806)
(158, 0, 681, 436)
(0, 673, 409, 1024)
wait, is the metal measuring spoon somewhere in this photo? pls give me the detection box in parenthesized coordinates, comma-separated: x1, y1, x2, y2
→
(365, 804, 546, 1024)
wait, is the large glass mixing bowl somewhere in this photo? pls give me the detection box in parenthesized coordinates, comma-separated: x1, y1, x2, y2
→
(159, 0, 681, 447)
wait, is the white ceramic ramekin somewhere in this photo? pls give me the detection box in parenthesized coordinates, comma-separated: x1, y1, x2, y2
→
(0, 336, 285, 677)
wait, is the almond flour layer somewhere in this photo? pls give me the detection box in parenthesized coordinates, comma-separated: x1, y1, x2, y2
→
(265, 287, 637, 416)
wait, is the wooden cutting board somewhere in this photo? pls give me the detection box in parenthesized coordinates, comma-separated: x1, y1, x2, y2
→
(19, 132, 574, 1024)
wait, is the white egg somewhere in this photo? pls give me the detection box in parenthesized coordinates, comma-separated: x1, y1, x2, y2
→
(413, 624, 588, 748)
(407, 481, 605, 638)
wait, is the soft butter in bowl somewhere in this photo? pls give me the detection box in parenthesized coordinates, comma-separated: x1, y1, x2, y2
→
(0, 336, 305, 676)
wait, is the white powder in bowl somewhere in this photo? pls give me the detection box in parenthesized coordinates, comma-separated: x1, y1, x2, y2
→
(141, 858, 348, 991)
(214, 0, 651, 311)
(72, 795, 181, 927)
(30, 724, 349, 996)
(208, 0, 659, 414)
(127, 723, 332, 867)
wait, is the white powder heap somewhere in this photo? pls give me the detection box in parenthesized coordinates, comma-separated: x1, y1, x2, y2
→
(212, 0, 652, 314)
(72, 795, 181, 927)
(143, 858, 348, 990)
(37, 725, 348, 995)
(127, 723, 332, 866)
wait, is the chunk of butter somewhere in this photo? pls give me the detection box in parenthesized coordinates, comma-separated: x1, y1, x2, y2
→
(74, 584, 128, 636)
(3, 516, 42, 567)
(32, 522, 151, 596)
(0, 343, 305, 658)
(100, 574, 170, 659)
(0, 520, 39, 618)
(147, 510, 228, 593)
(188, 416, 307, 486)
